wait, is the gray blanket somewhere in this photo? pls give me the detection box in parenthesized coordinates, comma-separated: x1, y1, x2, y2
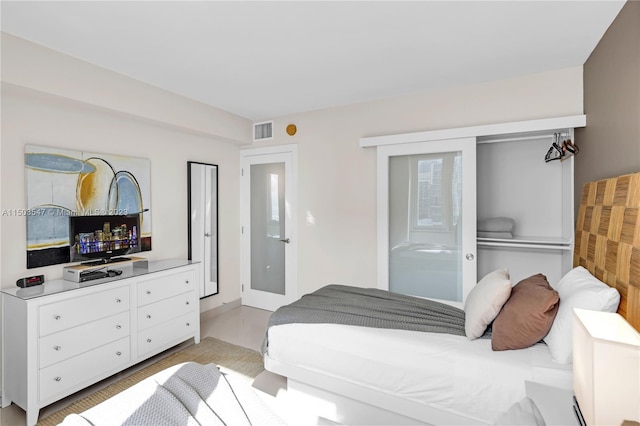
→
(60, 362, 285, 426)
(264, 285, 466, 353)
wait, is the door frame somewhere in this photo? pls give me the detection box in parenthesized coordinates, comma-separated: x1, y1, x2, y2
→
(240, 144, 298, 311)
(376, 137, 477, 305)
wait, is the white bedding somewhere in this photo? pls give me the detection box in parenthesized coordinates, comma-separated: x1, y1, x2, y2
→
(266, 323, 572, 424)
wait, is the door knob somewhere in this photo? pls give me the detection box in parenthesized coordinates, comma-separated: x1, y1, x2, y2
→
(466, 253, 475, 261)
(279, 238, 290, 244)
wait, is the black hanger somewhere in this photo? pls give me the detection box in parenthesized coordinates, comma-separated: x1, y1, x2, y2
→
(545, 133, 579, 163)
(563, 138, 579, 155)
(545, 134, 564, 162)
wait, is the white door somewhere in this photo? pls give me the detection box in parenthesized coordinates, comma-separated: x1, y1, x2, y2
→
(241, 145, 297, 311)
(377, 137, 476, 305)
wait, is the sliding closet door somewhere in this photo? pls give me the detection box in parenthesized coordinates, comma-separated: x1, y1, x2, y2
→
(377, 138, 476, 304)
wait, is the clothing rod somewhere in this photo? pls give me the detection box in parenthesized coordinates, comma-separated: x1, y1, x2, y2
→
(477, 241, 572, 251)
(478, 131, 572, 145)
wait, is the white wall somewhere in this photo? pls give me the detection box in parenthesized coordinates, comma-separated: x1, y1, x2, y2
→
(1, 33, 250, 144)
(1, 34, 248, 313)
(2, 85, 242, 303)
(243, 67, 584, 297)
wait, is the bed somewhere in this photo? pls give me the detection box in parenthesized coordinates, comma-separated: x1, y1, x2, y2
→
(263, 172, 640, 425)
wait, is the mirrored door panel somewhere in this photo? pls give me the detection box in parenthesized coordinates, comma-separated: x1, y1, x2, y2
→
(188, 161, 218, 298)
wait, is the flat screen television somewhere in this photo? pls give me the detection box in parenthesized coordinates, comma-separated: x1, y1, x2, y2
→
(69, 214, 141, 264)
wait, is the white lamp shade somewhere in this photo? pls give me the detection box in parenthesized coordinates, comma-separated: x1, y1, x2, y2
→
(573, 308, 640, 426)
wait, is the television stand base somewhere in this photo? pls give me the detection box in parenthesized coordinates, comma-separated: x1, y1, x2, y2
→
(64, 256, 145, 282)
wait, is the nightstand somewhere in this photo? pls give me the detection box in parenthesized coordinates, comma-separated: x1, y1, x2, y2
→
(525, 381, 580, 426)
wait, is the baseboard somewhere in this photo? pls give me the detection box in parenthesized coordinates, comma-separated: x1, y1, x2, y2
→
(200, 298, 241, 323)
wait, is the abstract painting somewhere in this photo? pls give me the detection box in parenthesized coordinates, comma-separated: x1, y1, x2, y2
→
(25, 145, 152, 268)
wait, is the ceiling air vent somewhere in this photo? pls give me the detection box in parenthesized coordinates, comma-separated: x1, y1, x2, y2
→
(253, 121, 273, 141)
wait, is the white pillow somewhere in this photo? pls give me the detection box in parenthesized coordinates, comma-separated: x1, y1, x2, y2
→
(464, 269, 512, 339)
(543, 266, 620, 364)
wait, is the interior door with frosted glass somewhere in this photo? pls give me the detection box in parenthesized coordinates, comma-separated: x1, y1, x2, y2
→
(378, 138, 476, 304)
(241, 147, 297, 311)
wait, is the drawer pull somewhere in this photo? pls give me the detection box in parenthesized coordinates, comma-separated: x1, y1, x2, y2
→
(147, 338, 152, 343)
(116, 298, 122, 303)
(186, 322, 190, 327)
(54, 377, 62, 382)
(54, 315, 61, 320)
(116, 325, 122, 330)
(146, 290, 151, 295)
(186, 301, 190, 305)
(146, 314, 151, 319)
(185, 280, 190, 284)
(54, 346, 61, 351)
(116, 351, 122, 356)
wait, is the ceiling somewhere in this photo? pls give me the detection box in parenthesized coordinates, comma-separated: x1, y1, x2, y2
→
(0, 1, 627, 121)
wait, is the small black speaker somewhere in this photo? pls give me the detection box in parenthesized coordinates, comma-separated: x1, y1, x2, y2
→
(16, 275, 45, 288)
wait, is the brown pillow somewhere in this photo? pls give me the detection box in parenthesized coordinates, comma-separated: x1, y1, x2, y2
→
(491, 273, 560, 351)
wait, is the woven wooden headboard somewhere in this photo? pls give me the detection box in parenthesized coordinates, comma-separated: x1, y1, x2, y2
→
(574, 172, 640, 331)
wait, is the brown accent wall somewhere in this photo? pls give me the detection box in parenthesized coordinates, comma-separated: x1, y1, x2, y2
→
(575, 1, 640, 217)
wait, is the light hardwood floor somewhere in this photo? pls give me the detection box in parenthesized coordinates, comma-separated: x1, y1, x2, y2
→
(0, 306, 277, 426)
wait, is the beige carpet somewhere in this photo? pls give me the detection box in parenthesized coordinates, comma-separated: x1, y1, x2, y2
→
(36, 337, 264, 426)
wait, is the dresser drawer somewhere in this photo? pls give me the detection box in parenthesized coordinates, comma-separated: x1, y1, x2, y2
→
(137, 313, 195, 356)
(137, 291, 195, 331)
(39, 337, 130, 404)
(39, 311, 130, 369)
(39, 286, 130, 337)
(137, 270, 194, 306)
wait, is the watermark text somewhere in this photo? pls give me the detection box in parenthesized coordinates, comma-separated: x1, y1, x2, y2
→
(1, 208, 130, 217)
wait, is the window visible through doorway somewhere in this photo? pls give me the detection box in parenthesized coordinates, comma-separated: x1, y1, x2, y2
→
(268, 173, 281, 238)
(410, 153, 462, 232)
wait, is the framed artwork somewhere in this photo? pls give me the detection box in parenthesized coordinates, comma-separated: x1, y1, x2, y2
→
(24, 145, 152, 268)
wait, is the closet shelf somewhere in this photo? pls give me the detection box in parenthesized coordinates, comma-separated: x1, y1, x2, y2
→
(477, 235, 572, 251)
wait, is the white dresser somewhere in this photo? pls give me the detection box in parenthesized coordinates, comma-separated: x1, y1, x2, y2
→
(1, 259, 201, 426)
